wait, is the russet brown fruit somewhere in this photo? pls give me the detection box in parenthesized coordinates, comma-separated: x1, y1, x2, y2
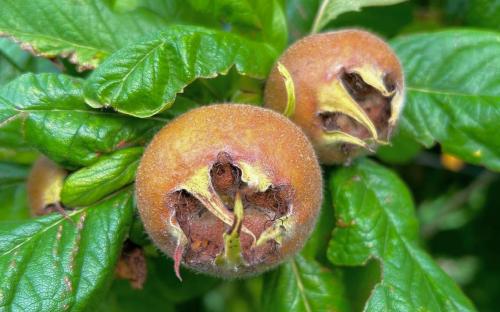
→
(135, 104, 322, 278)
(265, 29, 405, 164)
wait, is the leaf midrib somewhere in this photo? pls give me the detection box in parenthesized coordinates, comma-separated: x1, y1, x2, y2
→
(408, 86, 500, 99)
(0, 29, 106, 55)
(0, 190, 132, 257)
(406, 86, 500, 167)
(290, 258, 313, 312)
(0, 107, 169, 123)
(362, 173, 471, 311)
(0, 209, 83, 258)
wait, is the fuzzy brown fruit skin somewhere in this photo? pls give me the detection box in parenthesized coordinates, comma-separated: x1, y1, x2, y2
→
(264, 29, 405, 164)
(136, 104, 322, 278)
(27, 156, 67, 216)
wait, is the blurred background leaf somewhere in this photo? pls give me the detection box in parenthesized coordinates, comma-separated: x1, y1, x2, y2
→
(186, 0, 288, 51)
(98, 254, 220, 311)
(0, 162, 30, 221)
(310, 0, 409, 34)
(0, 38, 58, 86)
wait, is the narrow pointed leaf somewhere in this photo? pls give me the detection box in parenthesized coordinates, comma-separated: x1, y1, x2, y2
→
(61, 147, 143, 206)
(0, 38, 58, 86)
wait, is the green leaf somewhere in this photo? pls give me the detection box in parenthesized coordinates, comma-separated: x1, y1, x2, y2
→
(0, 162, 29, 185)
(0, 0, 168, 69)
(262, 188, 350, 312)
(0, 73, 164, 167)
(300, 184, 335, 260)
(158, 96, 200, 119)
(61, 147, 143, 207)
(84, 25, 277, 117)
(0, 110, 29, 149)
(325, 3, 412, 38)
(0, 183, 30, 221)
(97, 251, 220, 310)
(0, 38, 58, 86)
(0, 190, 134, 311)
(96, 278, 175, 312)
(376, 128, 421, 164)
(392, 29, 500, 171)
(286, 0, 411, 41)
(285, 0, 320, 41)
(262, 254, 350, 312)
(187, 0, 288, 51)
(419, 172, 496, 238)
(180, 68, 265, 107)
(0, 147, 38, 165)
(107, 0, 218, 25)
(145, 256, 220, 303)
(466, 0, 500, 31)
(310, 0, 408, 33)
(0, 114, 39, 164)
(328, 159, 475, 311)
(0, 162, 30, 221)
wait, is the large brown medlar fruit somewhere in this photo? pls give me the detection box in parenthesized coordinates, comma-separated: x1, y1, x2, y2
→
(264, 29, 405, 164)
(135, 104, 322, 279)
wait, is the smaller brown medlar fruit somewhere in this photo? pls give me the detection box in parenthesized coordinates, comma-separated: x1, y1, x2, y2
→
(27, 156, 67, 216)
(115, 241, 147, 289)
(135, 104, 322, 279)
(264, 29, 405, 164)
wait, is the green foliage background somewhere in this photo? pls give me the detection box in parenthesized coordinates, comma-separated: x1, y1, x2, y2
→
(0, 0, 499, 311)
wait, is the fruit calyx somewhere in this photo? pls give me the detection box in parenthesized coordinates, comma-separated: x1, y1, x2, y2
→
(317, 64, 398, 152)
(167, 152, 294, 280)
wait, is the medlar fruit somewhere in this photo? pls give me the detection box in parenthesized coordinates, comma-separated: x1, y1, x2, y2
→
(27, 156, 67, 216)
(136, 104, 322, 279)
(264, 29, 405, 164)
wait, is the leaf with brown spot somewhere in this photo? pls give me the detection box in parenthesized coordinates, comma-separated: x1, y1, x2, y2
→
(0, 0, 168, 69)
(328, 159, 475, 311)
(0, 74, 164, 168)
(0, 190, 134, 311)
